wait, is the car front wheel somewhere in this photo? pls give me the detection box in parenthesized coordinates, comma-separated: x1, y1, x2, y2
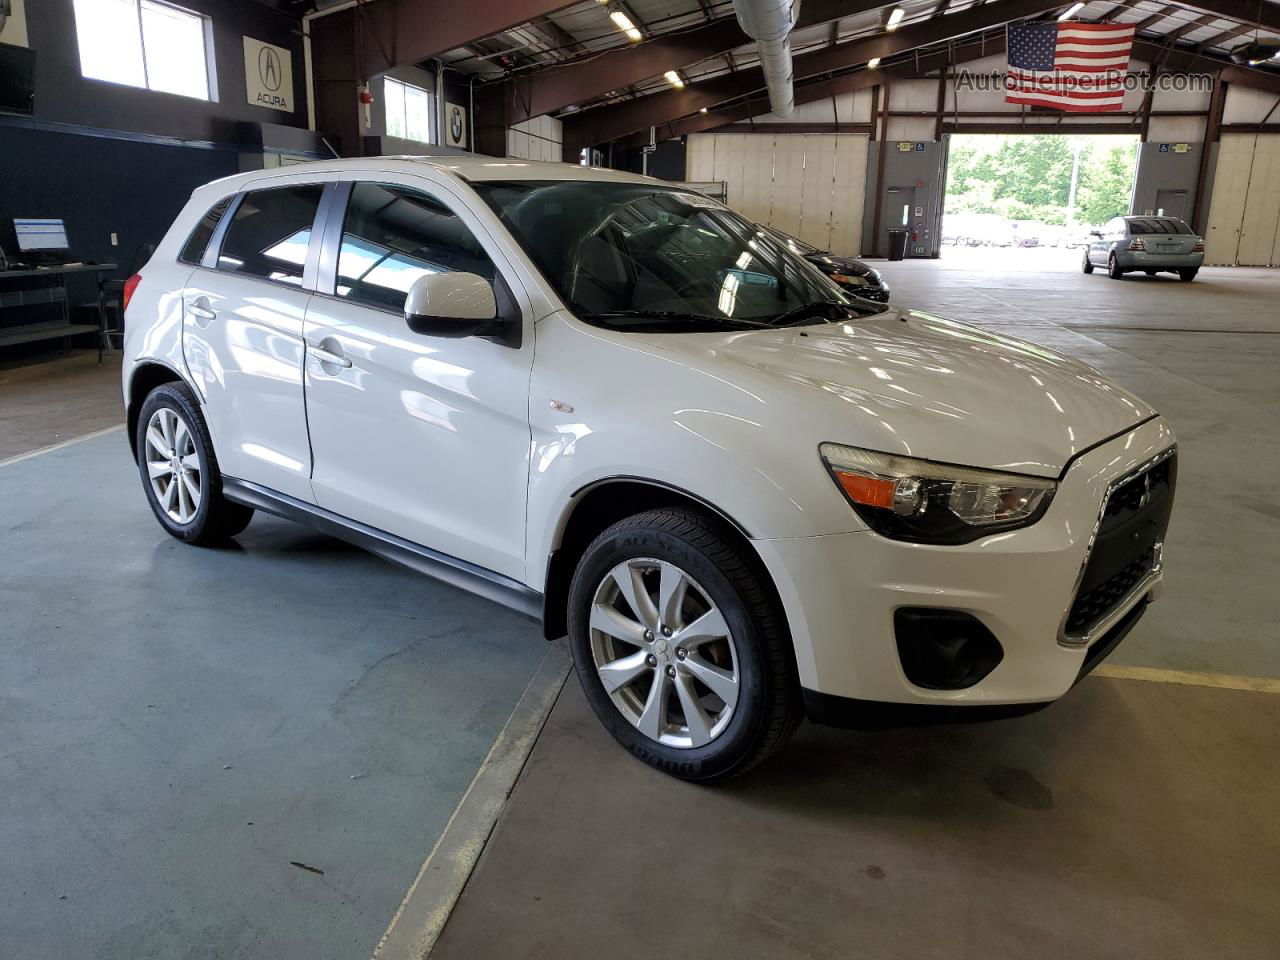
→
(136, 382, 253, 545)
(567, 508, 802, 782)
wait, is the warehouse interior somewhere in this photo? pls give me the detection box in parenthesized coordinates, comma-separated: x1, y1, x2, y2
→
(2, 1, 1279, 958)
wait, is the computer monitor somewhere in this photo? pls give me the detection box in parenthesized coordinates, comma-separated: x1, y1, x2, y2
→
(14, 218, 70, 252)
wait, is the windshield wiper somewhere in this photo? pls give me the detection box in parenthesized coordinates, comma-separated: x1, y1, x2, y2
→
(768, 300, 857, 327)
(586, 309, 773, 331)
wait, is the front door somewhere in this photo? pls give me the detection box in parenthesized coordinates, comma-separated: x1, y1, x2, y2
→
(182, 182, 325, 502)
(301, 177, 535, 581)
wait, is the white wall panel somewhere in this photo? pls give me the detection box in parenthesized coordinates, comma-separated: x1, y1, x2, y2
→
(1204, 133, 1255, 265)
(687, 132, 868, 255)
(798, 135, 837, 251)
(831, 134, 867, 256)
(1237, 135, 1280, 267)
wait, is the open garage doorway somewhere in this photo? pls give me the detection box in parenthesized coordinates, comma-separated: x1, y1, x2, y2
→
(941, 133, 1139, 268)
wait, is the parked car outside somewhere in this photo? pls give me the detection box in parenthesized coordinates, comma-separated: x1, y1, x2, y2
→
(1083, 215, 1204, 281)
(123, 158, 1176, 781)
(761, 225, 890, 302)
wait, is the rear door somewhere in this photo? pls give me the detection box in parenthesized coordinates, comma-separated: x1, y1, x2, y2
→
(182, 180, 328, 502)
(300, 174, 536, 581)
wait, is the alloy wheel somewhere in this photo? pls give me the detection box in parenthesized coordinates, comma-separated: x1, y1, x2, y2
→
(589, 558, 740, 748)
(144, 407, 202, 525)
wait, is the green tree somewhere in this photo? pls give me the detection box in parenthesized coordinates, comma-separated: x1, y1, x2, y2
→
(1075, 141, 1138, 224)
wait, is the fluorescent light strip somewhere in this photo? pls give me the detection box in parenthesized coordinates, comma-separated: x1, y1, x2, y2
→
(1058, 2, 1085, 20)
(664, 69, 685, 88)
(609, 9, 643, 42)
(886, 7, 905, 30)
(867, 56, 881, 69)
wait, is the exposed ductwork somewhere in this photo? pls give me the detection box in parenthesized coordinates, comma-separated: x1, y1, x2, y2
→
(731, 0, 798, 118)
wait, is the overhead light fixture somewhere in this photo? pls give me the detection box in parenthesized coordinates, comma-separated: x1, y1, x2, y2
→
(867, 57, 881, 69)
(664, 69, 685, 89)
(885, 7, 905, 30)
(1058, 2, 1085, 20)
(1231, 39, 1280, 65)
(699, 106, 708, 113)
(609, 9, 643, 42)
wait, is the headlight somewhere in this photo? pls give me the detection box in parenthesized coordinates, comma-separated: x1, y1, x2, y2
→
(819, 443, 1056, 545)
(830, 273, 869, 287)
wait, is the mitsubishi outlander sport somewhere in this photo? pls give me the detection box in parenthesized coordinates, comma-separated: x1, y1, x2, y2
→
(122, 157, 1176, 781)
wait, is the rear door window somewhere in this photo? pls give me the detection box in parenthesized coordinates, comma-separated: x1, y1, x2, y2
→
(216, 184, 325, 286)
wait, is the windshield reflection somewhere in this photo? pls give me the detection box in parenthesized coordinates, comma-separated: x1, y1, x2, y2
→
(472, 180, 885, 332)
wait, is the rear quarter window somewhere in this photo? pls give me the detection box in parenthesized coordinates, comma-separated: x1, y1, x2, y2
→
(178, 197, 234, 265)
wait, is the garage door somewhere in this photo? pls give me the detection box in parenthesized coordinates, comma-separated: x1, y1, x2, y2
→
(1204, 133, 1280, 266)
(687, 132, 869, 256)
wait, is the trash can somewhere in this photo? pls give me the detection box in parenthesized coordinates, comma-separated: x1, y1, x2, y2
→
(887, 229, 909, 261)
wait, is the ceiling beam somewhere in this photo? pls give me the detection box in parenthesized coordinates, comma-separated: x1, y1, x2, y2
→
(486, 0, 886, 126)
(562, 0, 1071, 151)
(310, 0, 578, 84)
(609, 31, 1009, 150)
(1155, 0, 1280, 35)
(602, 28, 1280, 154)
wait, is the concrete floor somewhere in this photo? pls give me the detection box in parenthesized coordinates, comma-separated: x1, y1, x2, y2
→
(432, 252, 1280, 958)
(0, 421, 549, 958)
(0, 350, 125, 461)
(3, 253, 1278, 959)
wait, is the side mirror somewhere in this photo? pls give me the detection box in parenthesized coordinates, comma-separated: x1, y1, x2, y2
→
(1089, 230, 1102, 238)
(404, 272, 498, 338)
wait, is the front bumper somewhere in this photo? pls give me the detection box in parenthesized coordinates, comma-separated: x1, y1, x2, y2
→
(752, 417, 1175, 712)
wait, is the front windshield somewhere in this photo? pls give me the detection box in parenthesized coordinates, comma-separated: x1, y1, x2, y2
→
(472, 180, 884, 331)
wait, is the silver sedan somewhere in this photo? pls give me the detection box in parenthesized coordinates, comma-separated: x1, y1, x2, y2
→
(1083, 216, 1205, 282)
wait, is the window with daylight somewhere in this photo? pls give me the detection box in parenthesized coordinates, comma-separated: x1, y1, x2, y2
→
(72, 0, 213, 101)
(384, 77, 434, 143)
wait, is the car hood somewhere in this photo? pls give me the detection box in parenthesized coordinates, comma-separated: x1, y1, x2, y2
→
(809, 254, 880, 281)
(639, 309, 1155, 478)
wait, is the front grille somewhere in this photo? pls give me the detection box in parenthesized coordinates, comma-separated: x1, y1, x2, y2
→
(1065, 450, 1176, 642)
(1065, 546, 1154, 635)
(1103, 456, 1173, 524)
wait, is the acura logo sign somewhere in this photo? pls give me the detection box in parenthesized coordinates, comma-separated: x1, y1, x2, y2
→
(259, 46, 283, 93)
(243, 37, 293, 112)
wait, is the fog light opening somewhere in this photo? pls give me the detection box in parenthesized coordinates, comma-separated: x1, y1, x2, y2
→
(894, 609, 1004, 691)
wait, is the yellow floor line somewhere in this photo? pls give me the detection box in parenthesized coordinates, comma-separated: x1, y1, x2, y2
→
(1093, 664, 1280, 694)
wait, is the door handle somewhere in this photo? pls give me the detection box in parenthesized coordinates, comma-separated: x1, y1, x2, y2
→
(309, 340, 352, 369)
(188, 298, 216, 325)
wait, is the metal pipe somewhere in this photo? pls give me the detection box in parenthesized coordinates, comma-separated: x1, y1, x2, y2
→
(731, 0, 797, 118)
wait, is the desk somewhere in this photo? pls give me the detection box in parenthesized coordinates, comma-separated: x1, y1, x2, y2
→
(0, 262, 119, 362)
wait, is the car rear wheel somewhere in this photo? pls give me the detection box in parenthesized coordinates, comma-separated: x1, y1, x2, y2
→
(136, 382, 253, 545)
(1108, 253, 1124, 279)
(1081, 249, 1094, 274)
(567, 508, 802, 782)
(1179, 268, 1198, 282)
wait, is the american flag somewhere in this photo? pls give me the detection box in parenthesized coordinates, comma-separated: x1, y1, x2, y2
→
(1006, 21, 1135, 112)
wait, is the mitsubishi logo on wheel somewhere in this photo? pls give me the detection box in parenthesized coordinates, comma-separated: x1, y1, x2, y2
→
(654, 638, 673, 663)
(259, 47, 282, 92)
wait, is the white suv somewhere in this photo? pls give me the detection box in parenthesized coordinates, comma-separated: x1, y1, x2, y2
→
(122, 157, 1176, 781)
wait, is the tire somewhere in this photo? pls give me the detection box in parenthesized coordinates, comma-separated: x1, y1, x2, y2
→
(1081, 249, 1094, 274)
(1144, 270, 1157, 276)
(1179, 268, 1198, 282)
(1108, 253, 1124, 279)
(567, 508, 802, 782)
(135, 382, 253, 545)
